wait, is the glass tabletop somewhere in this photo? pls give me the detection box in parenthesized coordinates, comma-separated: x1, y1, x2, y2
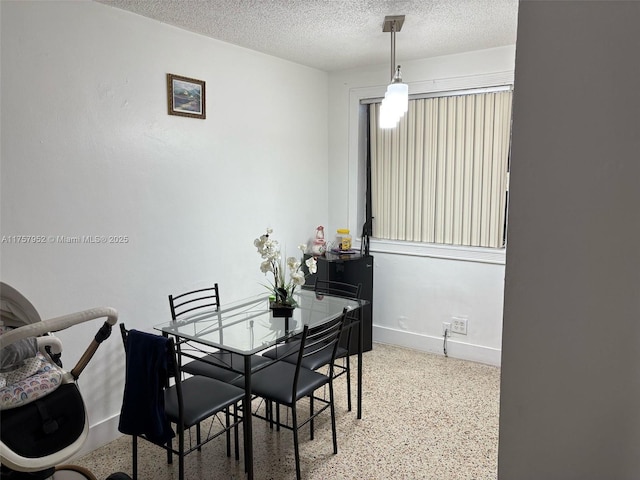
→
(155, 289, 365, 356)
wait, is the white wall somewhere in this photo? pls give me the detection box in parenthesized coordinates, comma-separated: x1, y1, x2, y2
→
(328, 46, 516, 365)
(498, 2, 640, 478)
(0, 0, 328, 454)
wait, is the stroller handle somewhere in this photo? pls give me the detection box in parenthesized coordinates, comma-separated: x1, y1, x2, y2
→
(0, 307, 118, 350)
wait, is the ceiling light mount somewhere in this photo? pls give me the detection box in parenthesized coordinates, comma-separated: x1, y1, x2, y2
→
(382, 15, 405, 33)
(380, 15, 408, 129)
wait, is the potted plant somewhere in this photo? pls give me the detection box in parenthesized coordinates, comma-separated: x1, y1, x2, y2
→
(254, 228, 317, 315)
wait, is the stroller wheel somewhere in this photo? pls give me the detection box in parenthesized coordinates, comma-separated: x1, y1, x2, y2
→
(52, 465, 97, 480)
(105, 474, 132, 480)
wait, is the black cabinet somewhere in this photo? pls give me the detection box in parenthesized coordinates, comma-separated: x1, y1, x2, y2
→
(304, 253, 374, 354)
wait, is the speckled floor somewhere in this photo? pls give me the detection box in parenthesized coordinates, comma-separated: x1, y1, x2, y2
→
(76, 344, 500, 480)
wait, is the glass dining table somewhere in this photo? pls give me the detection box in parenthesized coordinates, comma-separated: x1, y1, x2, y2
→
(155, 288, 367, 480)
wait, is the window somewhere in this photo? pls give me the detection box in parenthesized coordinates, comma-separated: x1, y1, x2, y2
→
(368, 88, 513, 249)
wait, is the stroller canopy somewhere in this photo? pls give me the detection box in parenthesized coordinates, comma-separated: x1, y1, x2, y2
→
(0, 282, 42, 328)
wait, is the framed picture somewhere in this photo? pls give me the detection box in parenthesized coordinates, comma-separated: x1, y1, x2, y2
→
(166, 73, 206, 119)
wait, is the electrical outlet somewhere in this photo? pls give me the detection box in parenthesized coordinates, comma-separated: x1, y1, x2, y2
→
(442, 322, 451, 335)
(451, 317, 468, 335)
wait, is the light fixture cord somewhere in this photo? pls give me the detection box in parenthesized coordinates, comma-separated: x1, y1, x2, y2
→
(390, 20, 396, 82)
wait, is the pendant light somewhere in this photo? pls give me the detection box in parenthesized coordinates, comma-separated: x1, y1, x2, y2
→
(380, 15, 408, 129)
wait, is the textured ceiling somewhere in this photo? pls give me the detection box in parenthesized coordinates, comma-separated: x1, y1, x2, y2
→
(95, 0, 518, 72)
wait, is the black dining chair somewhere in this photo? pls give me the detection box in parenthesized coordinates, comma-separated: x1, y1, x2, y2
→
(262, 279, 362, 411)
(169, 284, 271, 464)
(118, 325, 244, 480)
(232, 308, 348, 480)
(168, 284, 269, 383)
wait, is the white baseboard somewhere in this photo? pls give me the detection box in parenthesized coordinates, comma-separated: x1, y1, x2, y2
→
(72, 413, 123, 460)
(373, 325, 502, 367)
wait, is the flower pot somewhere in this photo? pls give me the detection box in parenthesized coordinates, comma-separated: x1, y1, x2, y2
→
(270, 302, 295, 318)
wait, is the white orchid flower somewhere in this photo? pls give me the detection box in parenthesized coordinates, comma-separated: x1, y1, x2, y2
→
(305, 256, 318, 274)
(287, 257, 300, 270)
(290, 271, 305, 286)
(260, 260, 273, 273)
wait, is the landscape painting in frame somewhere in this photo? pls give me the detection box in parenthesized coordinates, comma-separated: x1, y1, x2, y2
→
(167, 73, 206, 119)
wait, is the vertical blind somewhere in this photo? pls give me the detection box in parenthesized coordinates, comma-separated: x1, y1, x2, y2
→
(369, 90, 513, 248)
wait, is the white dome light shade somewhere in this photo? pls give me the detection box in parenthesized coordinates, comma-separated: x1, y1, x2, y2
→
(379, 16, 409, 129)
(379, 79, 408, 129)
(379, 98, 398, 129)
(387, 81, 408, 115)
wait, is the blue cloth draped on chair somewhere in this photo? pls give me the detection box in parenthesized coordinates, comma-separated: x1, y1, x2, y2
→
(118, 329, 174, 444)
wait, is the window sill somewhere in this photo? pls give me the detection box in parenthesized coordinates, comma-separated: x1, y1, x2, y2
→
(356, 238, 506, 265)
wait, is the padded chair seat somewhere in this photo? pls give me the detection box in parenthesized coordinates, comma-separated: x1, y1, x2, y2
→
(165, 375, 244, 428)
(263, 340, 348, 371)
(232, 361, 329, 406)
(182, 352, 270, 383)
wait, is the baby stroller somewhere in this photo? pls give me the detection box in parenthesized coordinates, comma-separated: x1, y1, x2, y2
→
(0, 282, 130, 480)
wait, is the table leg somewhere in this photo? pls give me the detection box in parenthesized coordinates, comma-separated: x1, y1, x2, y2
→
(357, 314, 363, 419)
(243, 355, 253, 479)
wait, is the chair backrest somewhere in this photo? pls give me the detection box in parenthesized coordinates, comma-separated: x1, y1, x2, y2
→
(119, 323, 180, 381)
(291, 308, 348, 394)
(314, 279, 362, 330)
(168, 284, 220, 321)
(314, 279, 361, 300)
